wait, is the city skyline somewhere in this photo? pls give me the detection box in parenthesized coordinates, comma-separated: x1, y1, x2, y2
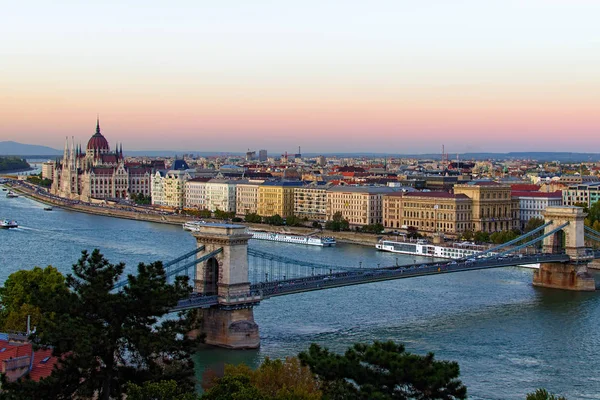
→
(1, 0, 599, 153)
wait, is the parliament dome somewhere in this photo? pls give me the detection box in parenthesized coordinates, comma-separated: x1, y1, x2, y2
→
(87, 118, 110, 152)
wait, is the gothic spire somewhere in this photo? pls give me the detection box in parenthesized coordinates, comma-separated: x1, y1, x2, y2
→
(96, 114, 101, 135)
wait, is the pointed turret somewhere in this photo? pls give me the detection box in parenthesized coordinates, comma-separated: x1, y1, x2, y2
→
(96, 115, 101, 135)
(63, 137, 69, 165)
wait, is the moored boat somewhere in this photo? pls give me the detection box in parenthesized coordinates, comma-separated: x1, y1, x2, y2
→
(6, 191, 18, 198)
(183, 220, 206, 232)
(0, 220, 18, 229)
(249, 230, 336, 247)
(43, 207, 53, 211)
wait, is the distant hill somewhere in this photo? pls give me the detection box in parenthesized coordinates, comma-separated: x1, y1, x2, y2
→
(0, 141, 62, 156)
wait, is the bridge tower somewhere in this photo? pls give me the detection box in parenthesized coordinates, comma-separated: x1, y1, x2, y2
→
(190, 223, 260, 349)
(534, 206, 595, 291)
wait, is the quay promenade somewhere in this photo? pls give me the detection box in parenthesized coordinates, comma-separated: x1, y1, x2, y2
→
(3, 180, 382, 246)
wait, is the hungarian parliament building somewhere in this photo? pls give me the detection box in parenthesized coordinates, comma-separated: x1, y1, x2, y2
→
(50, 119, 153, 202)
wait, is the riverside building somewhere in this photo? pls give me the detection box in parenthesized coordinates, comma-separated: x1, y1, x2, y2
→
(51, 119, 152, 202)
(453, 182, 518, 233)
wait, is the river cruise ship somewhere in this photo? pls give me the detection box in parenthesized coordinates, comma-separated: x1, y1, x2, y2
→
(376, 239, 487, 259)
(250, 230, 336, 247)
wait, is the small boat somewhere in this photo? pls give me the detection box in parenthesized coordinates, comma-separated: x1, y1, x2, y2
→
(43, 207, 53, 211)
(1, 188, 7, 191)
(6, 191, 18, 198)
(0, 220, 18, 229)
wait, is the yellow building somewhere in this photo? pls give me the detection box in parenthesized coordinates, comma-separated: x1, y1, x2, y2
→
(257, 181, 303, 218)
(453, 182, 517, 233)
(383, 192, 473, 237)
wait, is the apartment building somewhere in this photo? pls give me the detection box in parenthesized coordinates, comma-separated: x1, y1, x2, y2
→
(562, 182, 600, 208)
(294, 182, 331, 221)
(513, 191, 562, 230)
(257, 181, 304, 218)
(184, 177, 211, 209)
(204, 179, 241, 212)
(236, 182, 262, 216)
(326, 186, 396, 226)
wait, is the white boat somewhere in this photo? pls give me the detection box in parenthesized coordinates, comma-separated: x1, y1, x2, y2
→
(376, 239, 486, 259)
(250, 230, 336, 247)
(376, 238, 539, 269)
(183, 221, 206, 232)
(0, 219, 18, 229)
(6, 191, 18, 198)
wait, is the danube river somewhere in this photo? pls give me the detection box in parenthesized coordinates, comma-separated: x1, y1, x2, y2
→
(1, 192, 599, 399)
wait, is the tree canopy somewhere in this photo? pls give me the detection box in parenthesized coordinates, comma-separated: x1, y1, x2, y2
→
(0, 266, 69, 333)
(0, 249, 199, 400)
(298, 341, 467, 400)
(202, 357, 321, 400)
(325, 212, 350, 232)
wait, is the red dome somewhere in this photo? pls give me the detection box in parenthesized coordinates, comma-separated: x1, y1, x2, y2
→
(87, 133, 110, 151)
(87, 118, 110, 152)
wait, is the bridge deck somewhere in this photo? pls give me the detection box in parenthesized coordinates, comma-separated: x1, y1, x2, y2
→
(171, 253, 570, 311)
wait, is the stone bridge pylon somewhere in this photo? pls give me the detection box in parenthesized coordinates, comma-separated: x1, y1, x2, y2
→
(190, 223, 260, 349)
(533, 206, 595, 291)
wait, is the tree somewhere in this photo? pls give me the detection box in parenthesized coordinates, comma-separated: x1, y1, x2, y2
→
(245, 213, 262, 223)
(473, 231, 490, 243)
(2, 250, 199, 400)
(526, 388, 567, 400)
(524, 217, 544, 233)
(586, 201, 600, 228)
(325, 212, 350, 232)
(126, 380, 199, 400)
(461, 230, 474, 241)
(361, 223, 384, 234)
(285, 215, 303, 227)
(312, 221, 323, 230)
(203, 357, 321, 400)
(0, 266, 69, 332)
(201, 375, 266, 400)
(265, 214, 285, 226)
(214, 210, 235, 220)
(299, 341, 467, 400)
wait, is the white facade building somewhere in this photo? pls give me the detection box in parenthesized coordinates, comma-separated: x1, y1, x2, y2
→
(205, 179, 241, 212)
(512, 191, 562, 230)
(236, 182, 261, 216)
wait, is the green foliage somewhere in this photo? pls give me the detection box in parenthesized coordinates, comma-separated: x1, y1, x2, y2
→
(245, 213, 263, 223)
(232, 217, 243, 222)
(0, 157, 29, 172)
(489, 230, 519, 244)
(461, 230, 474, 241)
(203, 357, 321, 400)
(186, 209, 212, 218)
(130, 192, 152, 205)
(285, 215, 304, 227)
(473, 231, 490, 243)
(325, 212, 350, 232)
(299, 341, 467, 400)
(1, 250, 199, 400)
(264, 214, 285, 226)
(526, 388, 567, 400)
(214, 210, 235, 220)
(360, 223, 384, 234)
(201, 375, 266, 400)
(26, 175, 53, 188)
(585, 201, 600, 228)
(126, 380, 199, 400)
(0, 266, 69, 332)
(312, 221, 323, 230)
(524, 217, 545, 233)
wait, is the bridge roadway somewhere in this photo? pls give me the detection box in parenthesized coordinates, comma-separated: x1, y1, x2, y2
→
(170, 253, 571, 312)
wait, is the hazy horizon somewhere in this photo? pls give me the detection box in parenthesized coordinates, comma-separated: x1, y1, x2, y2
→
(2, 1, 599, 153)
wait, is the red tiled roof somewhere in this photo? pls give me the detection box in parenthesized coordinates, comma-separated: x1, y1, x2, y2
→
(403, 192, 470, 199)
(0, 340, 59, 382)
(29, 348, 58, 382)
(510, 184, 541, 191)
(512, 191, 562, 198)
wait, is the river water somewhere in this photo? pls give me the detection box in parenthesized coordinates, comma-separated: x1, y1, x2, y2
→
(1, 190, 599, 400)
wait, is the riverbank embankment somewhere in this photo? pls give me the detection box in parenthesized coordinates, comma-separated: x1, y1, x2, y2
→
(5, 182, 384, 246)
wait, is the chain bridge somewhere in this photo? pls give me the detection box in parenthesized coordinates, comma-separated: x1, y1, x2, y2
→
(115, 206, 599, 349)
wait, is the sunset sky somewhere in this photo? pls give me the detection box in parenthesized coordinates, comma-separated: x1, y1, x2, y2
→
(1, 0, 599, 154)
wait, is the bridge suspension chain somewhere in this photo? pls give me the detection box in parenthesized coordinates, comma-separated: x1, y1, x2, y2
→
(493, 222, 569, 257)
(476, 221, 553, 258)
